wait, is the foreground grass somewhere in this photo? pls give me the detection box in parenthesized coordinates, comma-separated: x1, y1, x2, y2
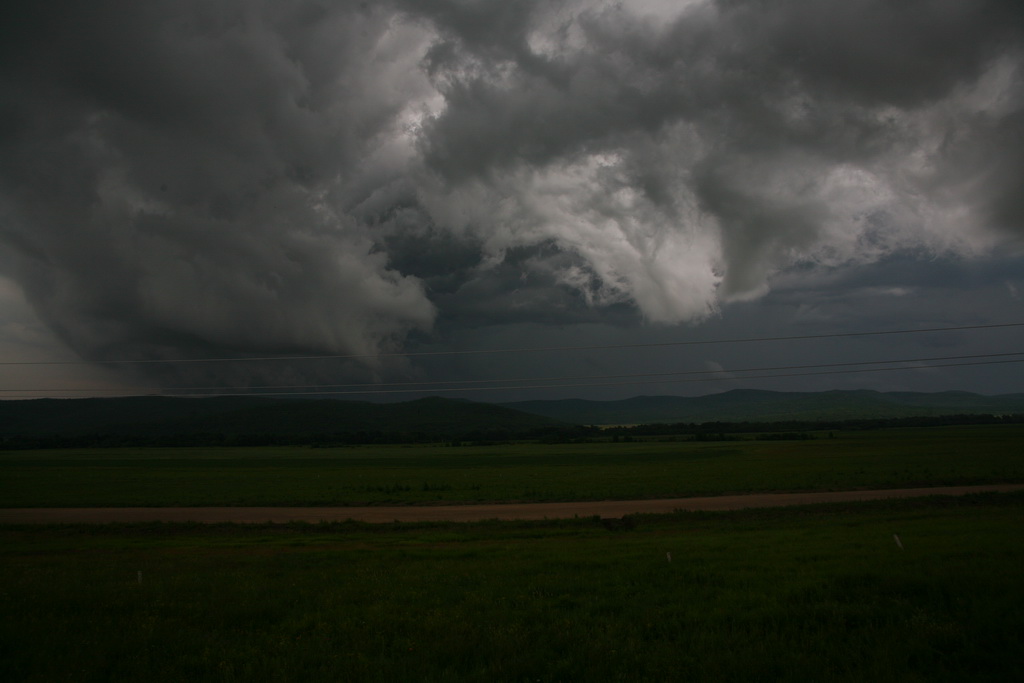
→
(2, 493, 1023, 682)
(2, 424, 1023, 506)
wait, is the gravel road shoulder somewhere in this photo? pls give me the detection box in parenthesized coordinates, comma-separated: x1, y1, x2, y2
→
(2, 484, 1022, 524)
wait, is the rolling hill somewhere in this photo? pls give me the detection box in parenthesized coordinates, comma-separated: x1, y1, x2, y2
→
(3, 390, 1023, 448)
(0, 395, 570, 445)
(503, 389, 1024, 424)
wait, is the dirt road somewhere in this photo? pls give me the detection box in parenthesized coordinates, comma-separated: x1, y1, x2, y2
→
(2, 484, 1021, 524)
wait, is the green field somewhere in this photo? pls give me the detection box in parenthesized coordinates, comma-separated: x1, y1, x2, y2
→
(3, 424, 1023, 681)
(2, 424, 1023, 507)
(2, 494, 1023, 682)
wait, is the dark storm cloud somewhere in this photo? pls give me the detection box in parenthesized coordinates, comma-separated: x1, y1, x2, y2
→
(1, 0, 1022, 387)
(1, 0, 437, 376)
(413, 0, 1024, 308)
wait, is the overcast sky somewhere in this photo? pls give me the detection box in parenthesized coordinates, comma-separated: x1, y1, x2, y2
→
(1, 0, 1023, 402)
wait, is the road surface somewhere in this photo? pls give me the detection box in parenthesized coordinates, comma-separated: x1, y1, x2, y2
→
(1, 484, 1021, 524)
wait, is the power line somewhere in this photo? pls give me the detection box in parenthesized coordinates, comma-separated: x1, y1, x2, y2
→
(5, 354, 1022, 399)
(171, 357, 1024, 397)
(1, 321, 1021, 367)
(4, 351, 1022, 395)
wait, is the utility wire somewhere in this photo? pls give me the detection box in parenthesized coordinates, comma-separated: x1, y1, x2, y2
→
(166, 357, 1024, 397)
(5, 355, 1022, 399)
(3, 351, 1022, 394)
(1, 321, 1021, 366)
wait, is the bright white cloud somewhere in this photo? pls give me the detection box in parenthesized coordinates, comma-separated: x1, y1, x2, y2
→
(1, 0, 1022, 386)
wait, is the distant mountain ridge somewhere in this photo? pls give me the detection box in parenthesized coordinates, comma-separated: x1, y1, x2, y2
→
(0, 395, 568, 445)
(503, 389, 1024, 424)
(2, 390, 1022, 448)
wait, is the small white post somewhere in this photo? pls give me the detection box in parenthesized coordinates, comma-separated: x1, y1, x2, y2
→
(666, 552, 672, 563)
(137, 570, 143, 584)
(893, 534, 903, 550)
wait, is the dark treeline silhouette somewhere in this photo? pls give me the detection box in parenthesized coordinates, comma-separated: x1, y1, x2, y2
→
(0, 426, 586, 450)
(1, 411, 1020, 449)
(0, 396, 575, 449)
(504, 389, 1024, 424)
(598, 413, 1024, 441)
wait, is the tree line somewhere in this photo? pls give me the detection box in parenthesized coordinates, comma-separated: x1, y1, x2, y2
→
(2, 412, 1021, 449)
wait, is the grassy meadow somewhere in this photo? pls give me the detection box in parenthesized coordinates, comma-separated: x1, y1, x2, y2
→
(2, 494, 1023, 682)
(2, 423, 1024, 507)
(3, 423, 1023, 681)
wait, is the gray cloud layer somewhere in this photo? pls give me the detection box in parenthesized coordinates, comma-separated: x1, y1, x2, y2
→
(1, 0, 1022, 382)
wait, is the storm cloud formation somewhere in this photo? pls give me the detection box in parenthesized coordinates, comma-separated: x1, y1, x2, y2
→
(1, 0, 1022, 385)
